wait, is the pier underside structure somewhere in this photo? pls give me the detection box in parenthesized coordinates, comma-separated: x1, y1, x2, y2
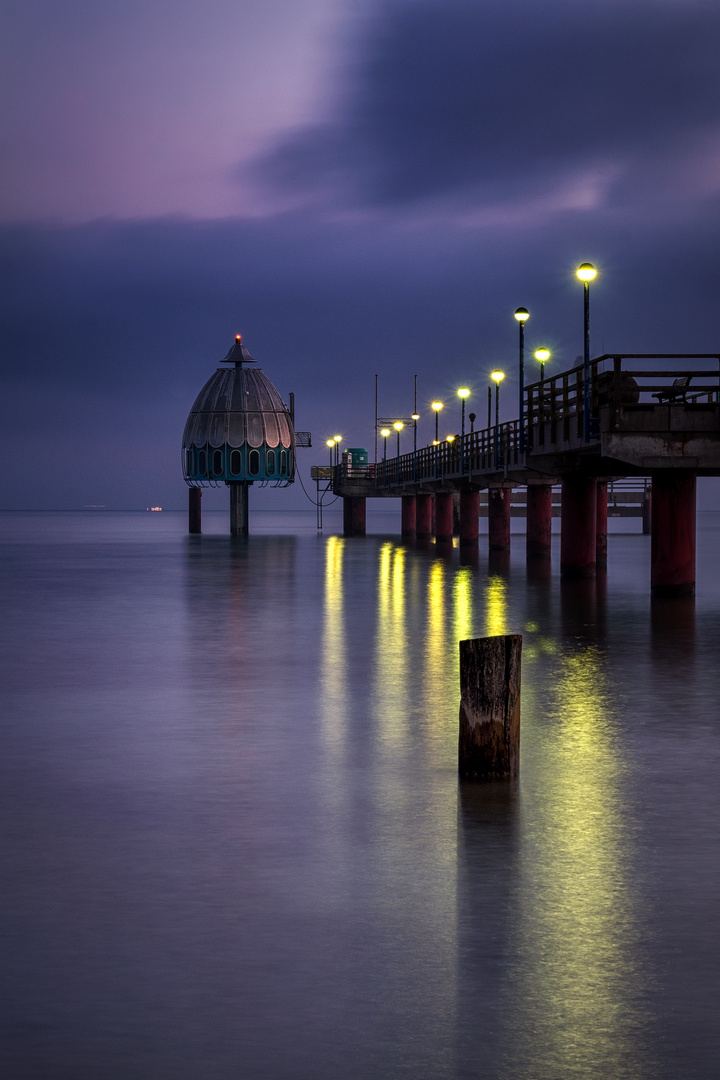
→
(313, 354, 720, 596)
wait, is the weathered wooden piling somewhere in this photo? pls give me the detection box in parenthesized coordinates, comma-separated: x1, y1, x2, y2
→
(459, 635, 521, 780)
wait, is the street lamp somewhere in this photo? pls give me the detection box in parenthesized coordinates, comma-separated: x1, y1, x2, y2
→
(333, 434, 342, 465)
(326, 438, 335, 467)
(514, 307, 529, 453)
(534, 347, 550, 383)
(491, 370, 505, 469)
(381, 428, 390, 485)
(458, 388, 470, 474)
(412, 413, 420, 482)
(576, 262, 597, 442)
(431, 401, 443, 477)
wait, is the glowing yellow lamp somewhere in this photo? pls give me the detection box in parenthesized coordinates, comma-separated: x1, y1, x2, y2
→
(514, 307, 529, 322)
(491, 370, 505, 384)
(431, 401, 443, 412)
(393, 421, 404, 431)
(576, 262, 597, 282)
(457, 387, 470, 399)
(380, 428, 390, 438)
(534, 348, 550, 362)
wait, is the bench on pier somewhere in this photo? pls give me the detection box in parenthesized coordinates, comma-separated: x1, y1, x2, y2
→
(652, 376, 691, 403)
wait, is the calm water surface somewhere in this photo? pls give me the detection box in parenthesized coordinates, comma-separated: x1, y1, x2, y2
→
(1, 510, 719, 1079)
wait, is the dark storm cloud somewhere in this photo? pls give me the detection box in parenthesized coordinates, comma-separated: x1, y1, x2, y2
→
(248, 0, 720, 211)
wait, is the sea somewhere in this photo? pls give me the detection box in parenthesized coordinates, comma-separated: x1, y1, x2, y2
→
(1, 508, 719, 1080)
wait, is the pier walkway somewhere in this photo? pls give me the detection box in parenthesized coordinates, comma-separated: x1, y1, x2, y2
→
(314, 354, 720, 595)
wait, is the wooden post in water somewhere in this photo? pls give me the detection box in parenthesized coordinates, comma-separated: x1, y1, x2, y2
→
(189, 487, 202, 534)
(459, 635, 521, 780)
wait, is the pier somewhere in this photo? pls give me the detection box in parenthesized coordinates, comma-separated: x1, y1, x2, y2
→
(314, 353, 720, 595)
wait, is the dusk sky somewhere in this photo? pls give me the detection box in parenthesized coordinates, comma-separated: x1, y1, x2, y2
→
(3, 0, 720, 511)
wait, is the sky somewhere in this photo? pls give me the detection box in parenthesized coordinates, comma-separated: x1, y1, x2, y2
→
(3, 0, 720, 511)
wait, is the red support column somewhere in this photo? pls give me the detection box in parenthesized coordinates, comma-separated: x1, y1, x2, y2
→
(596, 480, 608, 566)
(435, 492, 454, 542)
(459, 491, 480, 546)
(188, 487, 202, 534)
(416, 494, 433, 538)
(488, 486, 511, 551)
(526, 483, 552, 558)
(343, 496, 366, 536)
(560, 475, 597, 577)
(401, 495, 417, 537)
(651, 471, 696, 596)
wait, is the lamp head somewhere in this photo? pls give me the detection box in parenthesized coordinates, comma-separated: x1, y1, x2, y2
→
(576, 262, 597, 282)
(514, 307, 530, 322)
(490, 370, 505, 384)
(534, 348, 550, 362)
(446, 434, 455, 442)
(431, 400, 443, 412)
(457, 387, 470, 399)
(326, 439, 335, 448)
(411, 413, 420, 421)
(393, 421, 404, 431)
(333, 435, 342, 443)
(380, 428, 390, 438)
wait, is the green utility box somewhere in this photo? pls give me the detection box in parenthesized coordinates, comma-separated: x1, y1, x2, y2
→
(345, 448, 369, 467)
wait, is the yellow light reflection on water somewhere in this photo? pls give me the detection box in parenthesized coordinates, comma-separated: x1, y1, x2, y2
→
(373, 542, 408, 745)
(424, 560, 448, 712)
(484, 574, 508, 638)
(320, 535, 346, 753)
(453, 565, 474, 659)
(501, 643, 649, 1078)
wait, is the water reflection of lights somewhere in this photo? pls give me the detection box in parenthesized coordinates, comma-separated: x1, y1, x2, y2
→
(453, 566, 474, 654)
(501, 644, 648, 1078)
(484, 575, 508, 638)
(374, 542, 408, 745)
(320, 535, 346, 752)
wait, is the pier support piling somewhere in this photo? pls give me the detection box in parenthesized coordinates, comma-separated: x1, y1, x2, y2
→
(596, 480, 608, 566)
(188, 487, 202, 534)
(459, 635, 522, 780)
(488, 486, 512, 552)
(560, 475, 597, 577)
(435, 493, 454, 542)
(343, 496, 367, 537)
(651, 471, 696, 596)
(459, 491, 480, 546)
(416, 494, 434, 538)
(526, 482, 552, 558)
(229, 482, 249, 535)
(401, 495, 417, 538)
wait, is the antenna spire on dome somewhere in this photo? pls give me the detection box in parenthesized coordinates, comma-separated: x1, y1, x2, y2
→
(222, 334, 257, 367)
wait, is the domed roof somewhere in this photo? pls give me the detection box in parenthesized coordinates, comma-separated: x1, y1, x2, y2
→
(182, 336, 294, 451)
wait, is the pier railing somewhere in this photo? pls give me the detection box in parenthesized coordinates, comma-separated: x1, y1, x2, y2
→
(525, 353, 720, 451)
(372, 419, 521, 488)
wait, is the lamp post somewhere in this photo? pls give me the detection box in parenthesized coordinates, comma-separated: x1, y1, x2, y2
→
(577, 262, 597, 442)
(412, 413, 420, 482)
(514, 307, 529, 453)
(393, 420, 404, 460)
(381, 428, 390, 485)
(326, 439, 335, 467)
(333, 434, 342, 466)
(491, 370, 505, 469)
(458, 388, 470, 474)
(431, 401, 443, 478)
